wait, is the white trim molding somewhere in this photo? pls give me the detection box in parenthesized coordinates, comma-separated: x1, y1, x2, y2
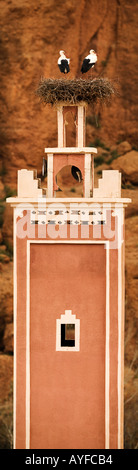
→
(44, 147, 97, 154)
(13, 210, 17, 449)
(26, 241, 31, 449)
(77, 106, 85, 147)
(57, 107, 64, 148)
(117, 207, 124, 448)
(47, 154, 53, 198)
(84, 153, 91, 198)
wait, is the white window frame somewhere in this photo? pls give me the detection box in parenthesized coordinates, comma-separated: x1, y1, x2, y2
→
(56, 310, 80, 351)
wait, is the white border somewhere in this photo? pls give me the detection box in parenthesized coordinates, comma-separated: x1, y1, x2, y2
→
(77, 106, 85, 147)
(26, 241, 31, 449)
(105, 243, 110, 449)
(44, 146, 97, 154)
(47, 154, 53, 198)
(13, 211, 17, 449)
(25, 240, 110, 449)
(117, 207, 124, 448)
(84, 153, 91, 198)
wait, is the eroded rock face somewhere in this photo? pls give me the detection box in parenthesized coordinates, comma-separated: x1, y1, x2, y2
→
(0, 355, 13, 448)
(0, 263, 13, 351)
(3, 323, 13, 354)
(0, 180, 5, 200)
(0, 354, 13, 404)
(117, 141, 132, 156)
(1, 205, 13, 248)
(0, 0, 138, 184)
(111, 150, 138, 184)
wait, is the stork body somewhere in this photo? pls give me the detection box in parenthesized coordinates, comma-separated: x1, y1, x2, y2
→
(81, 49, 97, 74)
(58, 50, 70, 74)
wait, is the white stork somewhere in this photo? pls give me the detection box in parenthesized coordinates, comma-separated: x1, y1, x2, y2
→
(81, 49, 97, 74)
(58, 50, 70, 74)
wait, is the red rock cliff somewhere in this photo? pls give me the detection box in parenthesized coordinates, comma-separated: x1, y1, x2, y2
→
(0, 0, 138, 185)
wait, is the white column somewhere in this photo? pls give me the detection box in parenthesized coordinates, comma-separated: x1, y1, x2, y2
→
(47, 154, 53, 197)
(57, 107, 64, 147)
(84, 153, 91, 197)
(77, 106, 85, 147)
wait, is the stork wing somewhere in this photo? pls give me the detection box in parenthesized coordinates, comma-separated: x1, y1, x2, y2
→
(58, 59, 70, 73)
(81, 58, 91, 73)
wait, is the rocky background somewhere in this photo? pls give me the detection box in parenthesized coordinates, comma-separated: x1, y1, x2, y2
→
(0, 0, 138, 448)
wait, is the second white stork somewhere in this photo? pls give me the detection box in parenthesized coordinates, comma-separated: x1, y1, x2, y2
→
(81, 49, 97, 74)
(58, 50, 70, 74)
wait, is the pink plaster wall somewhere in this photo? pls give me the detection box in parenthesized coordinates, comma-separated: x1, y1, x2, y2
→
(15, 210, 120, 449)
(30, 243, 106, 449)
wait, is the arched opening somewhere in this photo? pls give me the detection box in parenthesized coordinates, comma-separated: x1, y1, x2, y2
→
(55, 165, 83, 197)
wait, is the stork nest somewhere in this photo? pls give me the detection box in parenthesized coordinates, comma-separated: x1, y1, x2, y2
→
(36, 77, 117, 106)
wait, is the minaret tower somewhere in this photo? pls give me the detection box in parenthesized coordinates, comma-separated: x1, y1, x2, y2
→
(7, 80, 131, 450)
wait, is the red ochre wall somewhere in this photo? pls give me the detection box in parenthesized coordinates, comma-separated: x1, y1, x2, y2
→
(30, 243, 105, 449)
(15, 213, 119, 449)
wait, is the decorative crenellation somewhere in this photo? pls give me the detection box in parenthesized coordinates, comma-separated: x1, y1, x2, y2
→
(18, 169, 46, 198)
(93, 170, 121, 198)
(17, 168, 121, 202)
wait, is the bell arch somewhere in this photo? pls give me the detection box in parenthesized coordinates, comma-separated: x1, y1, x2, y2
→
(55, 164, 83, 196)
(53, 155, 85, 193)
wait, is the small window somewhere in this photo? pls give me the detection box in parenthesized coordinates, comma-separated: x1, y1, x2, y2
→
(61, 324, 75, 347)
(56, 310, 80, 352)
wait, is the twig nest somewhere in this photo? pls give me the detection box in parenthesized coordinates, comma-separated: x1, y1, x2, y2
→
(36, 77, 117, 106)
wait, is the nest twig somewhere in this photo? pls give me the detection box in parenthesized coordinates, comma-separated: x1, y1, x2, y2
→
(35, 77, 117, 106)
